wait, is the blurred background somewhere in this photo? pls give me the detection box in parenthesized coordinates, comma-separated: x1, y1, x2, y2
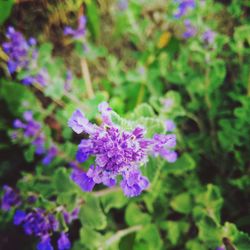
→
(0, 0, 250, 250)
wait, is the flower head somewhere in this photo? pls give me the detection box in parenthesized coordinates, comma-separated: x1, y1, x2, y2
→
(42, 146, 58, 165)
(183, 20, 197, 39)
(37, 236, 54, 250)
(14, 208, 58, 237)
(174, 0, 195, 18)
(64, 15, 87, 41)
(165, 120, 176, 132)
(1, 185, 21, 211)
(69, 102, 177, 197)
(58, 233, 71, 250)
(202, 29, 216, 44)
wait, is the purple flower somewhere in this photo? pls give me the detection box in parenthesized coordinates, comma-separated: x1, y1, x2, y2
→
(64, 71, 73, 91)
(1, 185, 21, 211)
(202, 29, 216, 44)
(163, 98, 174, 110)
(37, 236, 54, 250)
(15, 208, 58, 238)
(14, 210, 26, 225)
(69, 102, 177, 197)
(63, 208, 79, 224)
(216, 247, 226, 250)
(165, 120, 176, 132)
(183, 20, 197, 39)
(174, 0, 195, 18)
(2, 27, 31, 74)
(2, 26, 47, 87)
(42, 146, 58, 165)
(64, 15, 86, 40)
(71, 167, 95, 192)
(118, 0, 128, 11)
(57, 233, 71, 250)
(120, 170, 149, 197)
(13, 111, 46, 155)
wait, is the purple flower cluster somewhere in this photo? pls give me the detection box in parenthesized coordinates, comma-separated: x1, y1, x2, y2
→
(13, 111, 58, 165)
(1, 185, 21, 211)
(165, 120, 176, 132)
(2, 27, 47, 86)
(64, 15, 86, 41)
(68, 102, 177, 197)
(14, 209, 71, 250)
(202, 29, 216, 45)
(183, 20, 197, 39)
(174, 0, 195, 18)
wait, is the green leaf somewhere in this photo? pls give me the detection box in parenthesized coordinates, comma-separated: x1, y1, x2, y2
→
(0, 0, 14, 24)
(170, 192, 192, 214)
(86, 1, 100, 41)
(130, 103, 155, 119)
(195, 184, 223, 224)
(197, 216, 221, 248)
(24, 146, 35, 162)
(164, 221, 189, 246)
(101, 190, 128, 213)
(53, 168, 75, 193)
(125, 203, 151, 226)
(80, 227, 103, 249)
(79, 195, 107, 230)
(164, 153, 196, 174)
(136, 224, 163, 250)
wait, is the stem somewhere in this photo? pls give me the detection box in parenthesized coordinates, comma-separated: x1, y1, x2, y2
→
(150, 159, 164, 191)
(136, 82, 145, 106)
(80, 58, 94, 99)
(92, 187, 121, 197)
(101, 225, 142, 249)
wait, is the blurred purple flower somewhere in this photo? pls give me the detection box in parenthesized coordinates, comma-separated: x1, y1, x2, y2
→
(202, 29, 216, 44)
(2, 27, 31, 74)
(2, 27, 48, 87)
(37, 236, 54, 250)
(68, 102, 177, 197)
(57, 233, 71, 250)
(183, 20, 197, 39)
(64, 71, 73, 91)
(64, 15, 87, 40)
(42, 146, 58, 165)
(14, 208, 58, 237)
(118, 0, 128, 11)
(165, 120, 176, 132)
(1, 185, 21, 211)
(174, 0, 195, 18)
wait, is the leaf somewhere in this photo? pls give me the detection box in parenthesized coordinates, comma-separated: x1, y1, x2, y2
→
(170, 192, 192, 214)
(164, 153, 196, 174)
(164, 221, 189, 246)
(136, 224, 163, 250)
(53, 168, 75, 193)
(79, 195, 107, 230)
(125, 203, 151, 226)
(80, 227, 103, 249)
(130, 103, 155, 118)
(101, 190, 128, 213)
(195, 184, 223, 224)
(0, 0, 14, 24)
(86, 1, 100, 41)
(197, 216, 221, 248)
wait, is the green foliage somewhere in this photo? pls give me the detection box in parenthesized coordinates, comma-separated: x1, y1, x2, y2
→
(0, 0, 249, 249)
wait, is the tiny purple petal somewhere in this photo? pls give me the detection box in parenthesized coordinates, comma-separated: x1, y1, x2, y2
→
(71, 168, 95, 192)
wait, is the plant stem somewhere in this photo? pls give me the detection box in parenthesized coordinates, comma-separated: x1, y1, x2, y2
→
(92, 187, 121, 197)
(136, 82, 145, 106)
(80, 58, 94, 99)
(100, 225, 142, 249)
